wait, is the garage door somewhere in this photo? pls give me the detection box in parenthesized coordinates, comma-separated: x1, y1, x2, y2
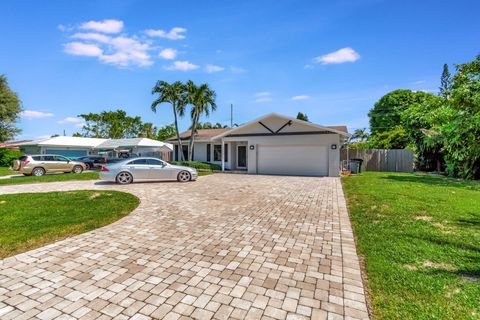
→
(257, 145, 328, 176)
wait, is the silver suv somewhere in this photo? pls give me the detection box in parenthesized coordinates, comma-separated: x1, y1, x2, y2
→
(13, 155, 87, 176)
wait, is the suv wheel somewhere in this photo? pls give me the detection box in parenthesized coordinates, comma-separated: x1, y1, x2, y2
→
(32, 167, 45, 176)
(72, 165, 83, 174)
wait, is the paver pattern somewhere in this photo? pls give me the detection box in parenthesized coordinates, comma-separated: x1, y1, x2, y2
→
(0, 174, 368, 319)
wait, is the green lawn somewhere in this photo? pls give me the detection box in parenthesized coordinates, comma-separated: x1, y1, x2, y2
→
(0, 167, 13, 176)
(342, 172, 480, 320)
(0, 172, 100, 186)
(0, 190, 139, 259)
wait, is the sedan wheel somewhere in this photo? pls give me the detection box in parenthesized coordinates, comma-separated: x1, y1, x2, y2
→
(32, 167, 45, 176)
(72, 165, 83, 174)
(177, 171, 191, 182)
(116, 172, 133, 184)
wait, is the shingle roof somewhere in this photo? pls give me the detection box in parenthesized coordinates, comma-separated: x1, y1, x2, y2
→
(326, 126, 348, 134)
(167, 128, 231, 141)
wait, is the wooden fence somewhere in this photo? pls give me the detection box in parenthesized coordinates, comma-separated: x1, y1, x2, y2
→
(340, 149, 414, 173)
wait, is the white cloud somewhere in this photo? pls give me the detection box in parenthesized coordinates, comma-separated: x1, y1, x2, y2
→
(165, 60, 199, 71)
(304, 64, 314, 70)
(21, 110, 55, 119)
(80, 19, 124, 34)
(255, 97, 272, 103)
(255, 92, 271, 97)
(291, 95, 310, 101)
(315, 47, 360, 64)
(58, 117, 83, 124)
(72, 32, 111, 43)
(205, 64, 224, 73)
(145, 27, 187, 40)
(75, 122, 86, 128)
(35, 134, 52, 140)
(64, 42, 103, 57)
(158, 48, 178, 60)
(413, 80, 426, 85)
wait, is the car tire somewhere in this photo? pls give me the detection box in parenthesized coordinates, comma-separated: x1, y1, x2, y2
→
(177, 171, 191, 182)
(85, 163, 91, 170)
(116, 172, 133, 184)
(32, 167, 45, 177)
(72, 165, 83, 174)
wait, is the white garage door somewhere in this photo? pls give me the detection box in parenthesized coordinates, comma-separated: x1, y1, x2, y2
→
(257, 144, 328, 176)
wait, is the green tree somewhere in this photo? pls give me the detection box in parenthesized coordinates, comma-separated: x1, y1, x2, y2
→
(296, 112, 309, 122)
(439, 63, 453, 99)
(156, 124, 176, 141)
(139, 122, 157, 139)
(350, 128, 369, 142)
(0, 75, 21, 142)
(151, 81, 187, 161)
(441, 55, 480, 179)
(77, 110, 144, 139)
(368, 128, 410, 149)
(186, 81, 217, 161)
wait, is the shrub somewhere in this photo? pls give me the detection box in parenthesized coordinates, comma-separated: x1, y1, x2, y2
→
(0, 149, 23, 167)
(170, 161, 221, 171)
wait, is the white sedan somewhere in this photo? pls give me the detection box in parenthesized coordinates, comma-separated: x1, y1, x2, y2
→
(100, 157, 198, 184)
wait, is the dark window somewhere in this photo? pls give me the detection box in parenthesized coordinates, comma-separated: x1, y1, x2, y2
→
(213, 145, 222, 161)
(206, 144, 211, 162)
(54, 156, 69, 162)
(43, 156, 55, 161)
(182, 145, 189, 161)
(224, 144, 228, 162)
(174, 145, 179, 161)
(129, 159, 148, 165)
(31, 156, 41, 161)
(147, 159, 164, 166)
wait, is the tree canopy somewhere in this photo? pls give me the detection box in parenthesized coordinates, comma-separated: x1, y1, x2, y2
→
(0, 75, 21, 142)
(296, 112, 309, 122)
(76, 110, 147, 139)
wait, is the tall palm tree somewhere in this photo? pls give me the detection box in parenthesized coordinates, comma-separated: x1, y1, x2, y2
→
(151, 81, 187, 161)
(186, 81, 217, 161)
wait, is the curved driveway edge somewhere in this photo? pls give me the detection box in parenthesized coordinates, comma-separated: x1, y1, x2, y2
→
(0, 174, 368, 319)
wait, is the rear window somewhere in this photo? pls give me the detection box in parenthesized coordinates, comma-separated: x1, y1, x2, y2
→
(32, 156, 41, 161)
(19, 156, 29, 161)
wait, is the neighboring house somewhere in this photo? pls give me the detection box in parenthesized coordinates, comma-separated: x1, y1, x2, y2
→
(168, 113, 349, 177)
(13, 136, 173, 159)
(0, 140, 33, 151)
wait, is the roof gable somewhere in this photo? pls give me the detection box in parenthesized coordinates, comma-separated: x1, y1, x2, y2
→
(212, 113, 349, 139)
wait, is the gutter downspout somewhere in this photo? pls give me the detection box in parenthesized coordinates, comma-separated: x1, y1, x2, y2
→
(221, 138, 225, 172)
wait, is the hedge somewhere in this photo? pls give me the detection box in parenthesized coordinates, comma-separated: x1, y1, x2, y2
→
(170, 161, 221, 171)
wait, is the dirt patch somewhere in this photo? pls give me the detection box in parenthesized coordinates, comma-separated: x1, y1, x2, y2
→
(89, 192, 103, 199)
(422, 260, 458, 272)
(415, 215, 432, 221)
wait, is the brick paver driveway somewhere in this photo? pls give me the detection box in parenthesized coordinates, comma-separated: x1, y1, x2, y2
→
(0, 174, 368, 320)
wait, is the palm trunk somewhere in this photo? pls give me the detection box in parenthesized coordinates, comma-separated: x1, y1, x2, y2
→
(188, 109, 200, 161)
(172, 104, 184, 161)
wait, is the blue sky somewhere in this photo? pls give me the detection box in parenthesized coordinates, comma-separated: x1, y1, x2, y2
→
(1, 0, 479, 139)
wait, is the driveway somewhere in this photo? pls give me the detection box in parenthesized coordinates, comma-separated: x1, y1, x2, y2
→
(0, 174, 368, 320)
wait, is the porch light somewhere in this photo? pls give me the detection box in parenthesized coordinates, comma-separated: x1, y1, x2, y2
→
(249, 145, 255, 150)
(331, 144, 337, 150)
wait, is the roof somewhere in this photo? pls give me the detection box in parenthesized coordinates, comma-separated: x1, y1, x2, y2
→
(97, 138, 173, 150)
(14, 136, 172, 150)
(212, 113, 350, 139)
(167, 128, 231, 142)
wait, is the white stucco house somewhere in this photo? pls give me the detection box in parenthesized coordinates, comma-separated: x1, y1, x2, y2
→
(168, 113, 349, 177)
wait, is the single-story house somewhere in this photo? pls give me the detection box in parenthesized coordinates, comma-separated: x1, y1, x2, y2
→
(168, 113, 349, 177)
(14, 136, 173, 160)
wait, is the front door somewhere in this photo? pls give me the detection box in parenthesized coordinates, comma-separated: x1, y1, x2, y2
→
(237, 145, 247, 169)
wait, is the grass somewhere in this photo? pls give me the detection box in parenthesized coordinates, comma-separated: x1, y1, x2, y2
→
(342, 172, 480, 320)
(0, 172, 99, 186)
(0, 190, 139, 259)
(198, 171, 214, 176)
(0, 167, 13, 176)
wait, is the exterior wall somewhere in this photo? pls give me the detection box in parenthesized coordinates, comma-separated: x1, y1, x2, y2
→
(224, 134, 341, 177)
(170, 142, 232, 170)
(19, 146, 41, 155)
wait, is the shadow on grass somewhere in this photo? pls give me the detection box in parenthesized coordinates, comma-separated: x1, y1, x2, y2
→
(380, 174, 479, 190)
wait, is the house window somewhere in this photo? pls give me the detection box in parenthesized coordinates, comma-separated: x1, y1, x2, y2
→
(224, 144, 228, 162)
(182, 145, 189, 160)
(207, 144, 211, 162)
(174, 145, 178, 161)
(213, 145, 222, 161)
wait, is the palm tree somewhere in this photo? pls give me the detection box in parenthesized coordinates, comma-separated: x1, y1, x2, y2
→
(186, 81, 217, 161)
(351, 128, 369, 142)
(151, 81, 187, 161)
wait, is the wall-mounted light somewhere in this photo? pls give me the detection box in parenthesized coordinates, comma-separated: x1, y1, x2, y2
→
(249, 145, 255, 150)
(331, 144, 337, 150)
